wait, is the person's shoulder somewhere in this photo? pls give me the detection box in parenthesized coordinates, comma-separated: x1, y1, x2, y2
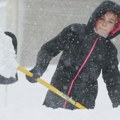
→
(65, 23, 86, 34)
(67, 23, 84, 30)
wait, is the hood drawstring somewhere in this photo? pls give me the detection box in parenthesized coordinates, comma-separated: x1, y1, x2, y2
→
(64, 37, 100, 108)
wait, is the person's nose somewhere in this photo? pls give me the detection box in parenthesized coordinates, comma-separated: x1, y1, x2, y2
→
(102, 20, 107, 26)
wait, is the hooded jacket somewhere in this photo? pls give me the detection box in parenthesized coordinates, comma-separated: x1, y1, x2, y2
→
(27, 1, 120, 109)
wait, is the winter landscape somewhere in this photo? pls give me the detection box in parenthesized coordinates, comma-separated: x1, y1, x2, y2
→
(0, 0, 120, 120)
(0, 65, 120, 120)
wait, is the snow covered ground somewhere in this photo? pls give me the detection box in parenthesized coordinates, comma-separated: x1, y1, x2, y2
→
(0, 65, 120, 120)
(0, 0, 120, 119)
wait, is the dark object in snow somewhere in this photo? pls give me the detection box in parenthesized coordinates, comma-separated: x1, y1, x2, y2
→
(4, 31, 17, 54)
(0, 32, 18, 84)
(26, 0, 120, 109)
(0, 75, 17, 84)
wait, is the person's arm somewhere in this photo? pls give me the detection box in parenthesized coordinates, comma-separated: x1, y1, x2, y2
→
(26, 25, 74, 83)
(102, 47, 120, 107)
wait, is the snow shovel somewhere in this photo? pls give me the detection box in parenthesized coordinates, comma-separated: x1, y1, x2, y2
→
(17, 66, 87, 109)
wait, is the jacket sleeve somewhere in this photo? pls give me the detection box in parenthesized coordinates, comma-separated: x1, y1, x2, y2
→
(102, 47, 120, 107)
(35, 25, 74, 75)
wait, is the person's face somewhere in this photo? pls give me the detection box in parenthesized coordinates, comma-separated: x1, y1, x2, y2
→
(95, 11, 118, 37)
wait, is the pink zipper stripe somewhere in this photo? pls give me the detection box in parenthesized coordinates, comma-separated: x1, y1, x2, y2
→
(64, 37, 100, 108)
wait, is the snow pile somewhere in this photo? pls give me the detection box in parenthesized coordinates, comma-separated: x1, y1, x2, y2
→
(0, 29, 18, 78)
(0, 65, 120, 120)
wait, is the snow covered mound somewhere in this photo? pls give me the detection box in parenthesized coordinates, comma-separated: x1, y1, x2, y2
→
(0, 30, 18, 78)
(0, 65, 120, 120)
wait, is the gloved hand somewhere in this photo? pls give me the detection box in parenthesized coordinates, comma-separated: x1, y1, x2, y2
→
(26, 67, 42, 83)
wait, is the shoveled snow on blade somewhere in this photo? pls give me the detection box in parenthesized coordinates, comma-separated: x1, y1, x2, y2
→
(0, 29, 18, 78)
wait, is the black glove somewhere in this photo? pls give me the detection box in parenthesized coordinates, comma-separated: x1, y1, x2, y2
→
(26, 67, 42, 83)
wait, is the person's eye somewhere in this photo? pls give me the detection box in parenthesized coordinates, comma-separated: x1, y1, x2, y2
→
(100, 17, 104, 19)
(99, 17, 105, 21)
(108, 21, 114, 24)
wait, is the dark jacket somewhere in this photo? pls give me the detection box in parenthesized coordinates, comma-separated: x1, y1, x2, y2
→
(0, 32, 18, 84)
(27, 1, 120, 109)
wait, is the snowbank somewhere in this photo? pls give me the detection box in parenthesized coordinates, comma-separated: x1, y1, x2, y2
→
(0, 65, 120, 120)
